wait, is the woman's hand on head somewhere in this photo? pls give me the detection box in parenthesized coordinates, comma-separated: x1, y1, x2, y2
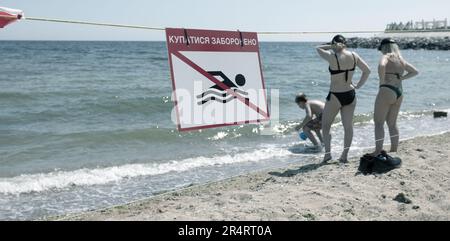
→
(334, 43, 345, 49)
(330, 43, 346, 52)
(319, 43, 333, 48)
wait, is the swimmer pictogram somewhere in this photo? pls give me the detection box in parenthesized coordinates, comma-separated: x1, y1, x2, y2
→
(197, 72, 249, 105)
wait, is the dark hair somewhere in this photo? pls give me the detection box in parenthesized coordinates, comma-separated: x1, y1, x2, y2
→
(295, 93, 308, 104)
(378, 38, 397, 51)
(332, 35, 347, 45)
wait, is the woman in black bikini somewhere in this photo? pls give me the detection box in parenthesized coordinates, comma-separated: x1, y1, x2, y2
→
(316, 35, 371, 163)
(373, 38, 418, 158)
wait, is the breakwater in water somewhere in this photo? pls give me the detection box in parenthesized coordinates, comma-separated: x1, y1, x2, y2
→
(347, 37, 450, 50)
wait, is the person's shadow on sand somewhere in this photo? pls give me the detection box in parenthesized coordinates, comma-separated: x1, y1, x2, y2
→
(269, 162, 333, 178)
(288, 144, 323, 155)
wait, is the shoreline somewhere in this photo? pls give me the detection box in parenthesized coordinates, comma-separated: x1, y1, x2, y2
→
(53, 132, 450, 221)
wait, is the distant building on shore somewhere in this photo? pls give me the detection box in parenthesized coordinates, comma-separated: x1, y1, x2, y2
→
(385, 19, 449, 33)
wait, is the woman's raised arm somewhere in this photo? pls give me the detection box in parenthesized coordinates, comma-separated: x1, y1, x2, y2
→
(316, 44, 333, 62)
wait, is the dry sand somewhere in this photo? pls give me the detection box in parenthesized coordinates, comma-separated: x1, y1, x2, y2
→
(58, 132, 450, 221)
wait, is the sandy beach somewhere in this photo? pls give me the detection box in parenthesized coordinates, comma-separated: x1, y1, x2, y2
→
(56, 132, 450, 221)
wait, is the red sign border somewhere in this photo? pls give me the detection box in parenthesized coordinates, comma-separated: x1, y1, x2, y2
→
(166, 28, 270, 132)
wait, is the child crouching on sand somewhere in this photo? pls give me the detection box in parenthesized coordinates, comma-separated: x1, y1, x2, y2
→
(295, 93, 325, 149)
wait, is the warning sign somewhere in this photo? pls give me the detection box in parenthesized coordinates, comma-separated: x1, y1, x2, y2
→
(166, 28, 270, 131)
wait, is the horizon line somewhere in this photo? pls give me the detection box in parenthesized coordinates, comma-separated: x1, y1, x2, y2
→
(0, 39, 323, 43)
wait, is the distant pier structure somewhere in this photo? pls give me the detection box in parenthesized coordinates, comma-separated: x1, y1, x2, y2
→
(385, 19, 449, 33)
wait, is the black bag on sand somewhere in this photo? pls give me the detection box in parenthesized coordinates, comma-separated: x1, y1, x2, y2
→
(358, 154, 376, 175)
(358, 151, 402, 175)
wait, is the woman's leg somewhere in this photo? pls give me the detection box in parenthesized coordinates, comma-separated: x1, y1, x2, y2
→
(321, 95, 341, 162)
(339, 97, 357, 162)
(373, 89, 395, 156)
(386, 97, 403, 152)
(303, 126, 319, 146)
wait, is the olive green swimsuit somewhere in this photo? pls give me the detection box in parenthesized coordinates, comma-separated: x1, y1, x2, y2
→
(380, 84, 403, 99)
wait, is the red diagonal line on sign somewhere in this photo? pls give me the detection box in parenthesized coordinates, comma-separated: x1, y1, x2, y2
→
(172, 51, 269, 119)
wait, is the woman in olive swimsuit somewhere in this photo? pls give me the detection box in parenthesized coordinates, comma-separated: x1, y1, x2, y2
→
(316, 35, 371, 163)
(373, 38, 419, 157)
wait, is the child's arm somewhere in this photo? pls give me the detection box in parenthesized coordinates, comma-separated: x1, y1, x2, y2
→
(295, 104, 313, 131)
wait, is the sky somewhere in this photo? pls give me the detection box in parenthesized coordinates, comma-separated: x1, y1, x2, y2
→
(1, 0, 449, 41)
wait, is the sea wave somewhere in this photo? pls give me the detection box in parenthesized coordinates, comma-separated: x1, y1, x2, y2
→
(0, 147, 290, 195)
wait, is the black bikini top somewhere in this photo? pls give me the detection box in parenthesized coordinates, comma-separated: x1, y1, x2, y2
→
(329, 52, 357, 82)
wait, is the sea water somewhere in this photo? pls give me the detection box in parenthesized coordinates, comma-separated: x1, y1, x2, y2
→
(0, 41, 449, 220)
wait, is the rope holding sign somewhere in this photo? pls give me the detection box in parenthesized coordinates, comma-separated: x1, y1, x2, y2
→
(25, 16, 166, 31)
(24, 17, 386, 35)
(183, 28, 190, 46)
(257, 30, 385, 35)
(0, 6, 386, 35)
(238, 30, 244, 47)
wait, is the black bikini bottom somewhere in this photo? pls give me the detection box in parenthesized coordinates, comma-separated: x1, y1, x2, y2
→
(326, 89, 356, 106)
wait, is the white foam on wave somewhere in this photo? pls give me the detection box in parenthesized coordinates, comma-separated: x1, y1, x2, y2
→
(1, 109, 449, 196)
(0, 147, 291, 195)
(208, 131, 229, 141)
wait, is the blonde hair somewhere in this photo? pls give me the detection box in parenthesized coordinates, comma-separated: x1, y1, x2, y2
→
(380, 43, 402, 59)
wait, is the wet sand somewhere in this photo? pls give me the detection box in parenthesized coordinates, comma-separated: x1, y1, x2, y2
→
(56, 132, 450, 221)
